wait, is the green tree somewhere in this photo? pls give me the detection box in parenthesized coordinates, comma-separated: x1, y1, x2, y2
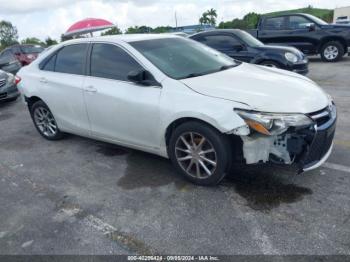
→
(125, 26, 152, 34)
(21, 37, 43, 45)
(0, 20, 18, 48)
(44, 37, 58, 47)
(199, 8, 217, 26)
(101, 26, 122, 36)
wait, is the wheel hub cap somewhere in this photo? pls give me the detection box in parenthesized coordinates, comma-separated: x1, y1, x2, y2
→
(33, 107, 58, 137)
(175, 132, 217, 179)
(324, 46, 339, 60)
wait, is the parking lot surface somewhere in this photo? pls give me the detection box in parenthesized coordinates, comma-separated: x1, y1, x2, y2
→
(0, 57, 350, 255)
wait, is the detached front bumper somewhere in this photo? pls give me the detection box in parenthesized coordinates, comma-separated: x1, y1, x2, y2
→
(240, 104, 337, 173)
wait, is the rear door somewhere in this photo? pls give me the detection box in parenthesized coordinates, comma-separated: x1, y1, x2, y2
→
(258, 16, 290, 45)
(83, 43, 161, 149)
(38, 44, 90, 135)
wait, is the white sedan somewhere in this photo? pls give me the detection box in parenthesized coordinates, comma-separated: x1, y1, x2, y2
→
(17, 34, 336, 185)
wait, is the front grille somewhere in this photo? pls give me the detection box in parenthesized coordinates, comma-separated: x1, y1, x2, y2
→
(309, 106, 332, 127)
(0, 92, 7, 99)
(303, 105, 336, 167)
(0, 78, 6, 88)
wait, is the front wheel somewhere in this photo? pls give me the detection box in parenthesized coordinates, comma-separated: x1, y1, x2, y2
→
(320, 41, 344, 62)
(259, 60, 281, 69)
(30, 100, 64, 140)
(168, 121, 231, 186)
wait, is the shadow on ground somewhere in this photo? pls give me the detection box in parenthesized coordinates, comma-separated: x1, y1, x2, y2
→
(225, 167, 313, 212)
(118, 151, 187, 190)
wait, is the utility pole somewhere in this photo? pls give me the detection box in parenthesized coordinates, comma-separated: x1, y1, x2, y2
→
(175, 11, 178, 30)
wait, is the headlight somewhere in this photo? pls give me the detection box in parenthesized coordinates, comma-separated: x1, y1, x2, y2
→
(285, 52, 298, 63)
(6, 72, 15, 84)
(235, 109, 314, 136)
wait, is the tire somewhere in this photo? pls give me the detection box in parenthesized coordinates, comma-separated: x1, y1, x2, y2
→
(259, 60, 281, 69)
(320, 41, 344, 62)
(168, 121, 231, 186)
(29, 100, 64, 140)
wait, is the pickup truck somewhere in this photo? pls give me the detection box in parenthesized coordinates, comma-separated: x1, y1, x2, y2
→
(248, 13, 350, 62)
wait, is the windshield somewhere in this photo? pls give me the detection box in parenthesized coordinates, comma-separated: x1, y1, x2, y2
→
(20, 46, 44, 54)
(130, 37, 238, 79)
(234, 30, 264, 47)
(304, 14, 328, 25)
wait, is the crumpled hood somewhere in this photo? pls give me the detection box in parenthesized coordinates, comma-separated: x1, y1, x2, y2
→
(180, 63, 328, 113)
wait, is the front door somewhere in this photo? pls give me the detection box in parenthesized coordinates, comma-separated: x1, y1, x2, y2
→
(83, 43, 162, 150)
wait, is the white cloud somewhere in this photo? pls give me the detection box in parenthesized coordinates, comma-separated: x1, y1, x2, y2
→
(0, 0, 349, 41)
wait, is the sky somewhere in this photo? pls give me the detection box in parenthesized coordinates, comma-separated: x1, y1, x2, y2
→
(0, 0, 349, 41)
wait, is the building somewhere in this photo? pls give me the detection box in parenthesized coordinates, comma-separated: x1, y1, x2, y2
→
(170, 24, 215, 34)
(334, 6, 350, 24)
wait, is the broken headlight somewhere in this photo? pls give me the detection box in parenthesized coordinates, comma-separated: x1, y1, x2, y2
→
(235, 109, 314, 136)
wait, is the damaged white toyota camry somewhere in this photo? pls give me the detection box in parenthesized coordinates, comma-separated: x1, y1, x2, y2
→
(18, 35, 337, 185)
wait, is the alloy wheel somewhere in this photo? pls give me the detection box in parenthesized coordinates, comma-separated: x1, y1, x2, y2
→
(175, 132, 217, 179)
(324, 46, 339, 60)
(33, 107, 58, 137)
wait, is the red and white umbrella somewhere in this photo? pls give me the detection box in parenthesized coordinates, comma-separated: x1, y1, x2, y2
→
(63, 18, 115, 38)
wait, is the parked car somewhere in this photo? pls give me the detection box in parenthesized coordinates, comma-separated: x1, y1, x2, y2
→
(3, 44, 44, 66)
(18, 35, 336, 185)
(0, 69, 21, 102)
(0, 49, 22, 75)
(248, 13, 350, 62)
(190, 29, 309, 75)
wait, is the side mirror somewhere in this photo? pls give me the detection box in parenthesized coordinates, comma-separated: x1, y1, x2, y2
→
(127, 69, 160, 87)
(233, 44, 245, 52)
(307, 23, 316, 31)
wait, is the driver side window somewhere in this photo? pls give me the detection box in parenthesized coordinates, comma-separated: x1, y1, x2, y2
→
(288, 16, 313, 29)
(90, 43, 143, 81)
(201, 35, 241, 50)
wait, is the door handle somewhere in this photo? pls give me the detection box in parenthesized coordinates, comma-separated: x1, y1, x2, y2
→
(39, 77, 48, 83)
(85, 85, 97, 93)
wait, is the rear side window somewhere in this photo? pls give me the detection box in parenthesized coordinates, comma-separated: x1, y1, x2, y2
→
(263, 17, 285, 30)
(90, 43, 142, 81)
(200, 35, 240, 50)
(54, 44, 88, 75)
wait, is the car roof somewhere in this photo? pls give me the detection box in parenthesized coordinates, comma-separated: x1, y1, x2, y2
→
(61, 34, 179, 45)
(262, 13, 308, 18)
(190, 29, 243, 37)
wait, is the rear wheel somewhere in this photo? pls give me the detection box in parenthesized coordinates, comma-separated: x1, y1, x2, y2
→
(30, 100, 63, 140)
(320, 41, 344, 62)
(168, 121, 231, 186)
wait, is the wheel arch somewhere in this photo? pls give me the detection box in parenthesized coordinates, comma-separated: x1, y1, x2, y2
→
(165, 117, 221, 149)
(25, 95, 44, 109)
(318, 37, 347, 53)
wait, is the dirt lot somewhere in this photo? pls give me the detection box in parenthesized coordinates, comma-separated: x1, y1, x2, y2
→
(0, 56, 349, 255)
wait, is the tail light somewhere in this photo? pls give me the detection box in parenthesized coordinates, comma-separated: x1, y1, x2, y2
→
(15, 76, 21, 85)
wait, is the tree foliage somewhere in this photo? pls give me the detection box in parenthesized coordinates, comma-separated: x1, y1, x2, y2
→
(0, 20, 18, 48)
(199, 8, 218, 26)
(101, 26, 122, 36)
(21, 37, 43, 45)
(44, 37, 58, 47)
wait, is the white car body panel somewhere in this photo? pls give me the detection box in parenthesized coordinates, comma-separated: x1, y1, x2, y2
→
(17, 34, 330, 161)
(181, 62, 328, 113)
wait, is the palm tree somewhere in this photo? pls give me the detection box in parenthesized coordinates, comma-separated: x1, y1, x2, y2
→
(206, 8, 217, 26)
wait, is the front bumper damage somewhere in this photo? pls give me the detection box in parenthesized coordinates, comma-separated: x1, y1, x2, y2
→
(239, 105, 337, 173)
